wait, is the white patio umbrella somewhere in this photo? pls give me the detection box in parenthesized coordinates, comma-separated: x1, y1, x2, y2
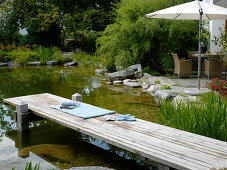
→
(146, 0, 227, 90)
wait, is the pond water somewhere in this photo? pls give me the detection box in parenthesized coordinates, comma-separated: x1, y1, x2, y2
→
(0, 66, 159, 169)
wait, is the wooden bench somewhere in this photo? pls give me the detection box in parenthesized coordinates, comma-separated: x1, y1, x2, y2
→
(4, 93, 227, 170)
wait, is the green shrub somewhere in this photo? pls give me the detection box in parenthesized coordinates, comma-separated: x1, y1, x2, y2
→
(0, 51, 9, 62)
(52, 51, 65, 63)
(96, 0, 198, 72)
(143, 66, 150, 73)
(106, 58, 116, 72)
(160, 85, 171, 90)
(158, 92, 227, 141)
(143, 67, 161, 76)
(7, 50, 38, 64)
(154, 80, 161, 84)
(150, 71, 161, 76)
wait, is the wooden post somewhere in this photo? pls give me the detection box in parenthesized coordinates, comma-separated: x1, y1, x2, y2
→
(72, 93, 82, 102)
(16, 131, 30, 158)
(16, 102, 30, 132)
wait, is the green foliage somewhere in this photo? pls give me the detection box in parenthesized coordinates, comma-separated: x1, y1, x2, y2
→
(12, 162, 40, 170)
(66, 30, 101, 53)
(106, 58, 117, 72)
(150, 71, 161, 76)
(34, 46, 59, 64)
(0, 0, 119, 47)
(97, 0, 198, 73)
(143, 67, 161, 76)
(7, 50, 38, 64)
(160, 85, 171, 90)
(213, 27, 227, 60)
(24, 162, 40, 170)
(143, 66, 150, 74)
(72, 51, 106, 68)
(52, 51, 65, 63)
(154, 80, 161, 84)
(0, 45, 64, 64)
(0, 51, 9, 62)
(158, 93, 227, 141)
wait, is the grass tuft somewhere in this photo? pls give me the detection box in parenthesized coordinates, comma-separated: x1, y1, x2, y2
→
(158, 92, 227, 142)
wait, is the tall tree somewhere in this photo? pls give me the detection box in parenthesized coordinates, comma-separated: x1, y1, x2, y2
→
(96, 0, 198, 73)
(0, 0, 119, 48)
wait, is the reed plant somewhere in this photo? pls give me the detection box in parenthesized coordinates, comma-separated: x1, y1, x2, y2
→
(34, 46, 60, 64)
(72, 51, 106, 68)
(158, 92, 227, 142)
(12, 162, 40, 170)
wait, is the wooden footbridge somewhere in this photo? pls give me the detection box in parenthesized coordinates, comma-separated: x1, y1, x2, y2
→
(3, 93, 227, 170)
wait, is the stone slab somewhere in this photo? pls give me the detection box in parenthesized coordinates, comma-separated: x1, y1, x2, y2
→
(46, 61, 59, 65)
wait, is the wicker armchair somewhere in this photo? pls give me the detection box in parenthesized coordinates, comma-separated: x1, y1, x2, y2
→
(204, 55, 223, 78)
(172, 53, 192, 78)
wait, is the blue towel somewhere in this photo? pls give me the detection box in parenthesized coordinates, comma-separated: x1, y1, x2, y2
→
(116, 114, 136, 121)
(50, 102, 115, 119)
(61, 101, 77, 106)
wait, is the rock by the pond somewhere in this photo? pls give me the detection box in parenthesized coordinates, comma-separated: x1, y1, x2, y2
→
(123, 80, 142, 88)
(141, 81, 150, 89)
(0, 63, 8, 67)
(183, 88, 211, 96)
(106, 81, 112, 85)
(140, 73, 152, 79)
(113, 80, 123, 84)
(64, 61, 78, 67)
(107, 64, 143, 81)
(95, 69, 108, 75)
(147, 84, 160, 94)
(154, 90, 177, 102)
(46, 60, 59, 65)
(27, 61, 41, 66)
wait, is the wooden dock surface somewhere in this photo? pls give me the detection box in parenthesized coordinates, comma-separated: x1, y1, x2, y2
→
(3, 93, 227, 170)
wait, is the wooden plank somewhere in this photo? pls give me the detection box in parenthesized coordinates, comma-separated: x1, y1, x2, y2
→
(3, 93, 227, 170)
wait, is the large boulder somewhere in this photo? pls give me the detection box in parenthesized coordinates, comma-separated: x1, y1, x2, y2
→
(107, 64, 143, 81)
(154, 90, 177, 103)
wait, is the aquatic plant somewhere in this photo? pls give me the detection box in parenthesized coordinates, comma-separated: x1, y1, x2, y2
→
(72, 51, 106, 68)
(158, 92, 227, 142)
(34, 46, 59, 64)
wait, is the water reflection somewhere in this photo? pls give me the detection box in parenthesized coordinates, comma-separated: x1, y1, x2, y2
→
(0, 66, 158, 169)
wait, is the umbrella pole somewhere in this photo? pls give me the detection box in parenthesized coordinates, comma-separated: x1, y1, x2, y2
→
(198, 8, 203, 90)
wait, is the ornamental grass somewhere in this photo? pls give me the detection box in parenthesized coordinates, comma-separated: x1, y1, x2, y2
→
(158, 92, 227, 142)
